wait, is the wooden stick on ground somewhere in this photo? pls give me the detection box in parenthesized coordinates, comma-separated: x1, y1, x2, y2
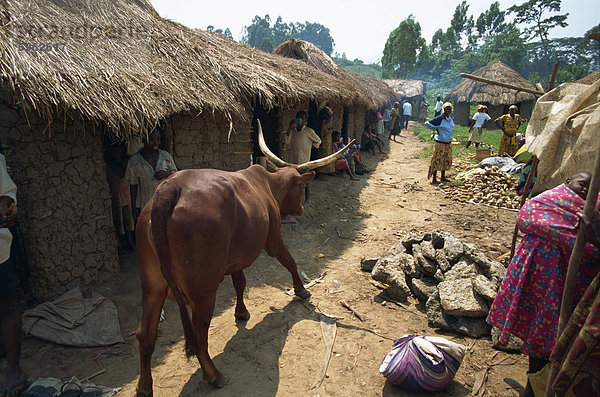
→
(544, 146, 600, 397)
(340, 300, 366, 321)
(510, 156, 539, 260)
(460, 73, 546, 96)
(81, 368, 106, 383)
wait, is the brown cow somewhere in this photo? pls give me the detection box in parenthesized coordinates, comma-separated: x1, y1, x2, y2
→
(135, 121, 354, 396)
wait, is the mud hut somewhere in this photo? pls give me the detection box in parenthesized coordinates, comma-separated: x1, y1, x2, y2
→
(273, 39, 395, 141)
(445, 61, 537, 126)
(0, 0, 362, 300)
(382, 79, 427, 121)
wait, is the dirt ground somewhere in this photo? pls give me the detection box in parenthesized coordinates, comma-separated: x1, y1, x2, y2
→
(6, 125, 529, 396)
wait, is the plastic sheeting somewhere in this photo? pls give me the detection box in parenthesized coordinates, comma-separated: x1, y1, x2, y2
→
(526, 77, 600, 194)
(22, 287, 124, 347)
(478, 156, 524, 174)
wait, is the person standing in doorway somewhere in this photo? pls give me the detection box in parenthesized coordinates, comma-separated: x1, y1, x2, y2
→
(106, 144, 135, 254)
(282, 110, 321, 211)
(125, 127, 177, 221)
(316, 107, 335, 177)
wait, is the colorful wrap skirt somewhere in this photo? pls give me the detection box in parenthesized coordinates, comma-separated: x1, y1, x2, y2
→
(427, 141, 453, 179)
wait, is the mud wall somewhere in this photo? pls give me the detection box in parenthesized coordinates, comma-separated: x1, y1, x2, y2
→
(0, 98, 118, 300)
(170, 111, 253, 171)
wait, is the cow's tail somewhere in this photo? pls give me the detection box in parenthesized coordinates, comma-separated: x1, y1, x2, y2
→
(150, 183, 199, 358)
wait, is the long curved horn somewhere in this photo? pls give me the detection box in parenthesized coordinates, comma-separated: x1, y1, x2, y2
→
(257, 119, 297, 168)
(297, 138, 356, 173)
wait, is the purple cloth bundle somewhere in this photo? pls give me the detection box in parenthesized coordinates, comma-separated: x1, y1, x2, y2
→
(379, 335, 466, 391)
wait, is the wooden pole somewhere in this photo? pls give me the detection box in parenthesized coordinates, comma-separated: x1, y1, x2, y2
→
(544, 146, 600, 397)
(510, 156, 539, 261)
(460, 73, 546, 96)
(547, 62, 560, 91)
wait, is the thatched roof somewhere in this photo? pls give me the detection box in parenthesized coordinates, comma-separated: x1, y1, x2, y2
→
(0, 0, 364, 136)
(382, 79, 426, 99)
(189, 29, 365, 110)
(445, 61, 537, 106)
(273, 39, 395, 108)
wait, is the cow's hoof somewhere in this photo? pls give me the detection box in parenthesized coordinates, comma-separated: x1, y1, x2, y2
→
(294, 287, 311, 299)
(210, 374, 229, 388)
(234, 310, 251, 322)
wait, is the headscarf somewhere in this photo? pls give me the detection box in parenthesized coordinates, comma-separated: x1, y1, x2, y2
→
(394, 101, 400, 107)
(477, 105, 487, 111)
(509, 105, 518, 111)
(443, 102, 453, 111)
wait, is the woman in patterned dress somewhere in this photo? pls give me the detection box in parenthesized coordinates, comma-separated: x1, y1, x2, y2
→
(423, 102, 454, 184)
(487, 171, 600, 397)
(495, 104, 523, 156)
(316, 106, 335, 176)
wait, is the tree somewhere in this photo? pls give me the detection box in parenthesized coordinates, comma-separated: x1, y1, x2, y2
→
(480, 24, 527, 73)
(242, 15, 272, 48)
(508, 0, 568, 60)
(242, 16, 334, 55)
(476, 2, 506, 38)
(450, 1, 474, 48)
(382, 15, 426, 78)
(298, 22, 334, 56)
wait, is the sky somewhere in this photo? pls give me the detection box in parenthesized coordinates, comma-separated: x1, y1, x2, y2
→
(149, 0, 597, 64)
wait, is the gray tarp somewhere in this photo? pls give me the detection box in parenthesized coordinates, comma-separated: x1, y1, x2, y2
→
(526, 78, 600, 193)
(22, 287, 124, 347)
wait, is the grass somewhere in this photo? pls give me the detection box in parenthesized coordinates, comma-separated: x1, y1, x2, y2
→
(412, 121, 528, 165)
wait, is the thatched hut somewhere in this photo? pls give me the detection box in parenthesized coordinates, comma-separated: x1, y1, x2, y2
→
(273, 39, 395, 142)
(382, 79, 427, 120)
(444, 61, 537, 126)
(0, 0, 367, 299)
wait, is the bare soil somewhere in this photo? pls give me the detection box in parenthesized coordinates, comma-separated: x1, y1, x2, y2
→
(6, 125, 528, 396)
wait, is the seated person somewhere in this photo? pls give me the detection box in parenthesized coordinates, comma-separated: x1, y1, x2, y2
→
(361, 126, 385, 155)
(332, 131, 359, 181)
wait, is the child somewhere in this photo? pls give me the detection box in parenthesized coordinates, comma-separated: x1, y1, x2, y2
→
(332, 131, 360, 181)
(467, 105, 491, 148)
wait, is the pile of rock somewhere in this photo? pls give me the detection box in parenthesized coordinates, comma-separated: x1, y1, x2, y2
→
(362, 230, 508, 338)
(443, 167, 520, 209)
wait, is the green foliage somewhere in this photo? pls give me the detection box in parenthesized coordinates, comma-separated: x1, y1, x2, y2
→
(380, 0, 593, 95)
(333, 58, 382, 79)
(206, 26, 233, 39)
(241, 15, 335, 55)
(381, 15, 426, 78)
(508, 0, 568, 76)
(476, 2, 506, 37)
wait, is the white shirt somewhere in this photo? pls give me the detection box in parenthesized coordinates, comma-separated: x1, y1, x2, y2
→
(434, 100, 443, 112)
(403, 102, 412, 116)
(283, 125, 321, 164)
(472, 112, 492, 128)
(0, 154, 17, 263)
(125, 149, 177, 209)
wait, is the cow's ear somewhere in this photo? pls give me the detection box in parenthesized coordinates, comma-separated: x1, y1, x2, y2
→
(266, 159, 278, 173)
(297, 171, 315, 184)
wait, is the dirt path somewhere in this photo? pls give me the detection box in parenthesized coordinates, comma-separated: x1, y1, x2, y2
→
(10, 126, 527, 396)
